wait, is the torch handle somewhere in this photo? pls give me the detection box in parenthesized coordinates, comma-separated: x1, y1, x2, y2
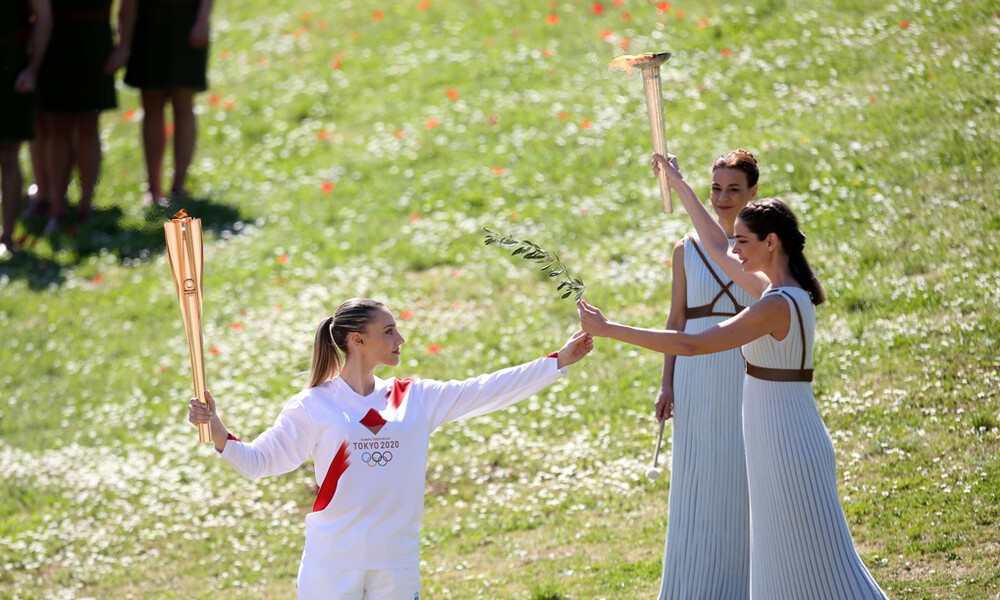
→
(641, 67, 674, 213)
(652, 419, 666, 468)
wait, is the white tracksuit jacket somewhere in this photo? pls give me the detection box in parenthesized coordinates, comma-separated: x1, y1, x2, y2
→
(220, 354, 565, 569)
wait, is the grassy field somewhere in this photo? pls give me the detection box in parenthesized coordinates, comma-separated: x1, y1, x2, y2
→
(1, 0, 998, 598)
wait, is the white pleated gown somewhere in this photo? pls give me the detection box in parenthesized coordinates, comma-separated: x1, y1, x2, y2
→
(742, 287, 887, 599)
(659, 236, 754, 600)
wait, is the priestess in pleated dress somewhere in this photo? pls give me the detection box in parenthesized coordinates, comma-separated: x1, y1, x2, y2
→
(658, 235, 753, 600)
(657, 149, 761, 600)
(742, 286, 886, 600)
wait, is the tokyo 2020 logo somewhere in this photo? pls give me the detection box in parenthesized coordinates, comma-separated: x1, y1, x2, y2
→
(362, 451, 393, 467)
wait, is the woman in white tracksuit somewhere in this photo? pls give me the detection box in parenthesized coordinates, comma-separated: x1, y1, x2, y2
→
(188, 297, 593, 600)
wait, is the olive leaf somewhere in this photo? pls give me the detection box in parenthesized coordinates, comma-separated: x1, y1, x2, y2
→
(483, 228, 586, 301)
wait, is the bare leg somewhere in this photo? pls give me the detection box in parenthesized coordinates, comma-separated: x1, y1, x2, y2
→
(0, 143, 23, 248)
(74, 112, 101, 221)
(141, 90, 168, 203)
(45, 112, 74, 233)
(28, 112, 50, 214)
(170, 90, 196, 196)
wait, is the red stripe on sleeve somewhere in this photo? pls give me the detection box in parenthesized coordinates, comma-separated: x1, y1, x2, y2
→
(547, 351, 559, 359)
(216, 432, 241, 454)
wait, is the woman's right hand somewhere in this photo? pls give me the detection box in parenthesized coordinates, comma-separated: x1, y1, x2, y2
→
(655, 387, 675, 422)
(188, 389, 217, 425)
(652, 153, 683, 184)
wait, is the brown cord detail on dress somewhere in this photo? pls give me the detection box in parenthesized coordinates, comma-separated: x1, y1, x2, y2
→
(684, 235, 746, 319)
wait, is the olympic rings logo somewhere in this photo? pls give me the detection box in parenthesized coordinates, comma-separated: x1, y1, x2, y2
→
(362, 451, 393, 467)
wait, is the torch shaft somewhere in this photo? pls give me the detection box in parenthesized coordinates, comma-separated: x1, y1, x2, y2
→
(166, 218, 212, 443)
(641, 67, 673, 213)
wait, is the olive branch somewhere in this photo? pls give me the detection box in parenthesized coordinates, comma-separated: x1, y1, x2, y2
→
(483, 228, 586, 301)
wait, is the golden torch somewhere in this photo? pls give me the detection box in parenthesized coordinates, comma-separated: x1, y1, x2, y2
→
(609, 52, 674, 213)
(164, 209, 211, 443)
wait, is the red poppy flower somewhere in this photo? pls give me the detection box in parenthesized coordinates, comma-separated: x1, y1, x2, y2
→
(321, 181, 334, 193)
(591, 2, 604, 14)
(622, 11, 631, 22)
(209, 94, 221, 106)
(580, 119, 593, 130)
(558, 111, 569, 120)
(408, 213, 421, 223)
(720, 48, 731, 57)
(210, 347, 221, 355)
(546, 14, 559, 24)
(394, 128, 406, 138)
(123, 109, 135, 121)
(372, 10, 385, 20)
(400, 310, 414, 320)
(317, 129, 328, 141)
(656, 1, 670, 12)
(446, 88, 460, 101)
(278, 254, 289, 264)
(427, 344, 441, 354)
(230, 322, 243, 331)
(417, 1, 431, 9)
(698, 18, 709, 28)
(600, 29, 614, 40)
(425, 118, 441, 129)
(492, 166, 506, 175)
(165, 123, 175, 135)
(899, 20, 910, 28)
(92, 274, 104, 284)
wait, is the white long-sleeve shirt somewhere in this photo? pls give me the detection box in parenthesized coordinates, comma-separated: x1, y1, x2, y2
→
(220, 354, 566, 569)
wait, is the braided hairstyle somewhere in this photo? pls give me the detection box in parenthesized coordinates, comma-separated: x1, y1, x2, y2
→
(738, 198, 826, 305)
(306, 298, 386, 388)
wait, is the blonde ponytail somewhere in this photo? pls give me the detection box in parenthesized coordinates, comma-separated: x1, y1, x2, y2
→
(304, 299, 385, 388)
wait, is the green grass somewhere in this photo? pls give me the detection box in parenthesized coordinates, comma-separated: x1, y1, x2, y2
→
(2, 0, 999, 598)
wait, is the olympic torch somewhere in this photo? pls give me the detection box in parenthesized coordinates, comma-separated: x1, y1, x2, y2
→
(609, 52, 674, 213)
(164, 209, 212, 443)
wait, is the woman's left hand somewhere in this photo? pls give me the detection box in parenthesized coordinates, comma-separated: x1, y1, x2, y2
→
(556, 329, 594, 369)
(576, 299, 612, 337)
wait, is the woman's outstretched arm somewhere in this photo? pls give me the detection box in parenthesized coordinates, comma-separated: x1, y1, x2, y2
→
(578, 298, 787, 357)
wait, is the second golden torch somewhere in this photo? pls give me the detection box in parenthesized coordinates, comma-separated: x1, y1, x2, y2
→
(610, 51, 674, 213)
(165, 210, 212, 443)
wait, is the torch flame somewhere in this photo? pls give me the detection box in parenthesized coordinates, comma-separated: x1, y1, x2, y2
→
(608, 53, 657, 75)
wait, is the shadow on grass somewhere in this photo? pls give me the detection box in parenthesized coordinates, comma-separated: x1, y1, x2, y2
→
(0, 195, 245, 290)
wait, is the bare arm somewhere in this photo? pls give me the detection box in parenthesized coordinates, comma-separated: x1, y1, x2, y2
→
(189, 0, 214, 48)
(657, 240, 687, 420)
(578, 297, 789, 357)
(13, 0, 51, 94)
(653, 154, 770, 298)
